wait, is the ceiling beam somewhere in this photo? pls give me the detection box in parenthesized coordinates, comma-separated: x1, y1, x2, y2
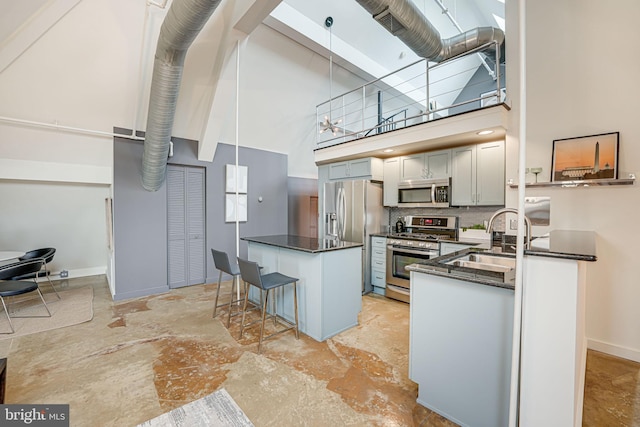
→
(234, 0, 282, 34)
(197, 0, 283, 161)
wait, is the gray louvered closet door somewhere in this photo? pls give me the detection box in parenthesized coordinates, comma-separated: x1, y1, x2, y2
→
(167, 165, 205, 288)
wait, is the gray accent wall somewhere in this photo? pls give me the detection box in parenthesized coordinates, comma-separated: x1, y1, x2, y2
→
(113, 132, 288, 300)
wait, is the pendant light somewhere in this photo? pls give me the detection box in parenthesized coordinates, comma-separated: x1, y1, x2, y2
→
(319, 16, 343, 136)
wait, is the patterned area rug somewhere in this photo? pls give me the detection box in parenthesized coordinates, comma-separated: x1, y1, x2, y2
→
(0, 286, 93, 339)
(137, 389, 253, 427)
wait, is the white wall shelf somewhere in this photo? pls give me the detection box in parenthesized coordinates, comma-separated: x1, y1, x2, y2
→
(508, 177, 635, 189)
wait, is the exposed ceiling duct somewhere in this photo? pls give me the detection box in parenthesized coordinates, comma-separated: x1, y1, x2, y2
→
(354, 0, 504, 63)
(142, 0, 222, 192)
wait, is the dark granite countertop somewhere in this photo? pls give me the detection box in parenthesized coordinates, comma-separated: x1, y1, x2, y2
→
(406, 230, 597, 290)
(373, 230, 596, 261)
(525, 230, 597, 261)
(407, 249, 517, 290)
(370, 232, 488, 247)
(241, 235, 363, 254)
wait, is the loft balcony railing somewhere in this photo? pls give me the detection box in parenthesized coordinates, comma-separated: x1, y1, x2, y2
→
(316, 41, 505, 148)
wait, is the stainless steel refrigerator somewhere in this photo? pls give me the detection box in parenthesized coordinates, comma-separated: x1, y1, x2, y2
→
(323, 180, 384, 294)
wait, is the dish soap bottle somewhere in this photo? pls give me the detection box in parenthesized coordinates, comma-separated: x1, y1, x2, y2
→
(395, 217, 405, 233)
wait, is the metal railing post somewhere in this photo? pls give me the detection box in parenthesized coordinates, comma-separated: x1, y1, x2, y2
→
(425, 60, 430, 122)
(495, 40, 501, 104)
(342, 96, 346, 141)
(361, 86, 366, 135)
(377, 91, 383, 135)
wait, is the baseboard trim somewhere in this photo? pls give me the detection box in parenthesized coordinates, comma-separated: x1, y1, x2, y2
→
(588, 339, 640, 363)
(50, 266, 106, 280)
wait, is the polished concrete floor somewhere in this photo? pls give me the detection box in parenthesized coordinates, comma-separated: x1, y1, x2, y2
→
(0, 275, 638, 426)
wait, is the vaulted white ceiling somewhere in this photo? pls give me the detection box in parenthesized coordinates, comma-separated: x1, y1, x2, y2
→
(0, 0, 50, 42)
(0, 0, 504, 105)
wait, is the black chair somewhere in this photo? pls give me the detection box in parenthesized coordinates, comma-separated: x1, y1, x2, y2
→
(211, 249, 244, 327)
(0, 259, 52, 334)
(237, 257, 299, 353)
(15, 248, 60, 300)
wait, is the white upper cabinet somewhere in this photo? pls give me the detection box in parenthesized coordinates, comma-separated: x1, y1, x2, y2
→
(451, 141, 505, 206)
(451, 145, 476, 206)
(400, 149, 451, 181)
(329, 158, 383, 181)
(383, 157, 400, 207)
(476, 141, 506, 205)
(400, 154, 426, 181)
(425, 150, 452, 179)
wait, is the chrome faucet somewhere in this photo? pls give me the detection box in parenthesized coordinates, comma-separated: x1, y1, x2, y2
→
(486, 208, 532, 249)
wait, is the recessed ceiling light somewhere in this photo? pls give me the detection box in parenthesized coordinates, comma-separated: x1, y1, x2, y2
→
(383, 149, 394, 153)
(477, 130, 494, 135)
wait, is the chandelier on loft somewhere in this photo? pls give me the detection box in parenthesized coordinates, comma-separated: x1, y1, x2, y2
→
(319, 16, 344, 136)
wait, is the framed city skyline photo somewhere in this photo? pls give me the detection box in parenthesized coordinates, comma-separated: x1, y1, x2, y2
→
(551, 132, 619, 182)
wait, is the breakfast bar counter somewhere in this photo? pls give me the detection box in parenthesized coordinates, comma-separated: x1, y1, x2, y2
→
(241, 235, 363, 342)
(406, 229, 597, 426)
(241, 235, 363, 253)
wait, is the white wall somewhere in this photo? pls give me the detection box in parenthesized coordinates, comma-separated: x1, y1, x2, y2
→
(0, 180, 110, 277)
(505, 0, 640, 361)
(237, 23, 367, 178)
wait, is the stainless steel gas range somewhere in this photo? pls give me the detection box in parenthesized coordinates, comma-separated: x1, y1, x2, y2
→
(386, 215, 459, 303)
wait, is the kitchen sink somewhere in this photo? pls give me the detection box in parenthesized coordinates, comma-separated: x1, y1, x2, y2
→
(448, 259, 513, 273)
(451, 253, 516, 269)
(442, 252, 516, 281)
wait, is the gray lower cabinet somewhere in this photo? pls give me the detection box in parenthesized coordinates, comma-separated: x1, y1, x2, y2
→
(409, 271, 513, 427)
(247, 241, 362, 341)
(370, 236, 387, 295)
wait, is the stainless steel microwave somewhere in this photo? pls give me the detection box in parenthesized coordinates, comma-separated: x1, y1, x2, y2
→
(397, 178, 451, 208)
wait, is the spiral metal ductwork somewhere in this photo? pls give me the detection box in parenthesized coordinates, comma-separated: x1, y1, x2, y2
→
(142, 0, 222, 191)
(355, 0, 504, 62)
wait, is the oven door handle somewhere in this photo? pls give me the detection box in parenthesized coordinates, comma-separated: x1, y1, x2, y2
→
(388, 245, 439, 257)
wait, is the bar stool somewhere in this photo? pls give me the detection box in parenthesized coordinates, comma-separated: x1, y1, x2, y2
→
(237, 257, 299, 353)
(210, 249, 244, 327)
